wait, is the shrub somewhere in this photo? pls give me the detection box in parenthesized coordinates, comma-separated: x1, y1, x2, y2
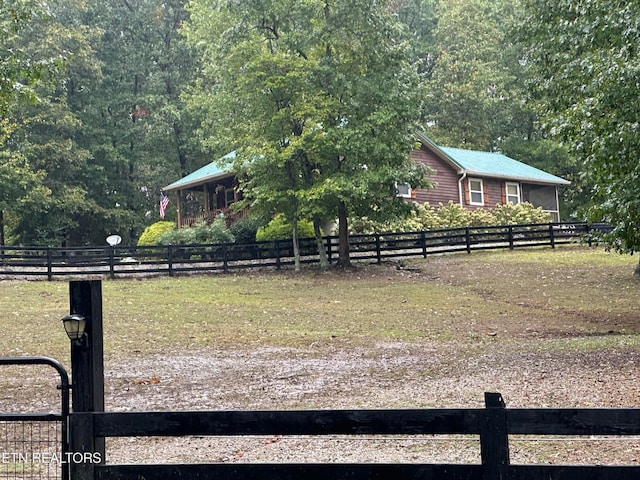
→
(137, 221, 176, 246)
(468, 208, 496, 227)
(349, 202, 554, 233)
(256, 215, 315, 241)
(157, 218, 235, 245)
(492, 202, 551, 225)
(415, 203, 441, 230)
(436, 201, 470, 228)
(348, 217, 383, 235)
(229, 216, 264, 244)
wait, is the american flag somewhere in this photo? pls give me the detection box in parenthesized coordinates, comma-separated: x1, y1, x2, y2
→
(159, 193, 170, 219)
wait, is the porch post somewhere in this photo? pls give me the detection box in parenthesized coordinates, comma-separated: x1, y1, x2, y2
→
(177, 190, 183, 228)
(203, 184, 210, 214)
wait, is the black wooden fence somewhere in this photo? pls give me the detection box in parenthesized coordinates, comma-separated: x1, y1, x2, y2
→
(0, 222, 611, 280)
(68, 392, 640, 480)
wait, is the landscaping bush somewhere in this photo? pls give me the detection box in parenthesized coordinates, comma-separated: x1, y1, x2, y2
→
(467, 208, 496, 227)
(435, 202, 470, 228)
(229, 216, 264, 244)
(350, 202, 553, 234)
(157, 218, 235, 245)
(137, 221, 176, 246)
(491, 202, 551, 225)
(256, 215, 315, 241)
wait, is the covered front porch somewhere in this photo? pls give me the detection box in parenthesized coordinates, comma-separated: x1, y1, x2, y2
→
(162, 153, 247, 228)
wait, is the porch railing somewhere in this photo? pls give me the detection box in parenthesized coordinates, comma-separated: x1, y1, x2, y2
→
(180, 208, 249, 228)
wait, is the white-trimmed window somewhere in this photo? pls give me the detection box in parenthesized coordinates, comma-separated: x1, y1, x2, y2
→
(505, 182, 520, 204)
(468, 178, 484, 205)
(396, 183, 412, 198)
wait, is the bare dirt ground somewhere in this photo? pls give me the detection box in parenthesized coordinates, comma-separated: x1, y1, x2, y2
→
(104, 342, 639, 465)
(2, 253, 639, 467)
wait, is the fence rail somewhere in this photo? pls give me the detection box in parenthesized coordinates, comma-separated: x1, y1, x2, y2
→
(0, 222, 611, 280)
(69, 392, 640, 480)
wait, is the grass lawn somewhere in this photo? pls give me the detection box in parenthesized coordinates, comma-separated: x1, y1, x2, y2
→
(2, 245, 637, 357)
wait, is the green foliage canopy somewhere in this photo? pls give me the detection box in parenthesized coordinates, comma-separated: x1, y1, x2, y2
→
(520, 0, 640, 256)
(184, 0, 430, 267)
(424, 0, 526, 151)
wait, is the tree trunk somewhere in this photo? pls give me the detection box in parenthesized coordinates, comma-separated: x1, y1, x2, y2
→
(635, 259, 640, 277)
(337, 201, 351, 268)
(0, 209, 4, 247)
(314, 218, 329, 270)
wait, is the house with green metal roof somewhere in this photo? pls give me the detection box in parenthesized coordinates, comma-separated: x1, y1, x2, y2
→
(162, 132, 570, 227)
(162, 151, 244, 228)
(409, 132, 570, 221)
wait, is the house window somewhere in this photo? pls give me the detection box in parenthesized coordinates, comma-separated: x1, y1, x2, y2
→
(225, 188, 236, 207)
(506, 182, 520, 204)
(468, 178, 484, 205)
(396, 183, 412, 198)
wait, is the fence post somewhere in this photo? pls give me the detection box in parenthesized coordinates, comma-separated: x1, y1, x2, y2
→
(167, 245, 174, 277)
(375, 233, 382, 264)
(68, 280, 105, 477)
(508, 226, 514, 250)
(549, 223, 555, 249)
(47, 247, 53, 281)
(480, 392, 510, 480)
(421, 231, 427, 259)
(465, 228, 471, 254)
(69, 412, 96, 480)
(275, 240, 281, 270)
(222, 243, 229, 273)
(109, 247, 115, 280)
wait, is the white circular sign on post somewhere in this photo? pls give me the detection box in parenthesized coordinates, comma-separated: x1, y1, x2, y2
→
(106, 235, 122, 246)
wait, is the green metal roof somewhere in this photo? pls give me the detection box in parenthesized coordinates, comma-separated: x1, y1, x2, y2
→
(439, 146, 570, 185)
(164, 134, 569, 193)
(163, 151, 236, 192)
(413, 131, 569, 185)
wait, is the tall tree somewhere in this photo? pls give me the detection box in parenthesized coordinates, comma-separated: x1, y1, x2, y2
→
(0, 0, 61, 245)
(185, 0, 428, 268)
(418, 0, 532, 151)
(74, 0, 204, 243)
(0, 0, 54, 114)
(2, 0, 204, 246)
(520, 0, 640, 271)
(394, 0, 439, 78)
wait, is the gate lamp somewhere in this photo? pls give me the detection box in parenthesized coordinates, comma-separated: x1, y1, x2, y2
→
(61, 314, 87, 344)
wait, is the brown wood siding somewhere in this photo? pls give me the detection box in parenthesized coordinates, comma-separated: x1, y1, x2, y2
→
(483, 178, 503, 209)
(410, 146, 460, 206)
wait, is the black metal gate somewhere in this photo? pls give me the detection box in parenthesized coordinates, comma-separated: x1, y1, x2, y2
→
(0, 357, 70, 480)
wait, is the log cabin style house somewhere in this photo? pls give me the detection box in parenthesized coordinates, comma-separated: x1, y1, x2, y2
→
(162, 151, 246, 228)
(163, 132, 570, 228)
